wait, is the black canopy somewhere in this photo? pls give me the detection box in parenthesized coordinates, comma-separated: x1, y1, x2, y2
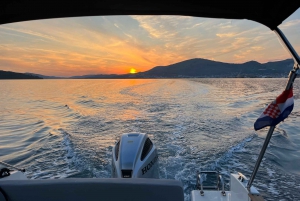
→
(0, 1, 299, 29)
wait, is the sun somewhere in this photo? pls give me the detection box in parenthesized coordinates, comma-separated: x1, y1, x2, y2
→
(129, 68, 137, 74)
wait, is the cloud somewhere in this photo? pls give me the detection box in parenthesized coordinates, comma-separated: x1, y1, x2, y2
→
(216, 32, 236, 38)
(234, 54, 245, 59)
(0, 10, 299, 76)
(184, 22, 204, 30)
(251, 46, 264, 51)
(281, 19, 300, 28)
(131, 16, 181, 39)
(0, 26, 59, 42)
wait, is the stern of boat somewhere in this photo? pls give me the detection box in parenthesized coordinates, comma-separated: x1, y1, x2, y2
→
(191, 171, 263, 201)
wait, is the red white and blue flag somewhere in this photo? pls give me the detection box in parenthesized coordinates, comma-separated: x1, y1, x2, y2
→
(254, 88, 294, 130)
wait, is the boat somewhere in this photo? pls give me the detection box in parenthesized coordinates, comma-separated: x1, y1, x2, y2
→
(0, 1, 299, 201)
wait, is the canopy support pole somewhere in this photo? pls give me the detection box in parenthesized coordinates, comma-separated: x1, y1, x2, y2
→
(274, 27, 300, 70)
(247, 27, 299, 191)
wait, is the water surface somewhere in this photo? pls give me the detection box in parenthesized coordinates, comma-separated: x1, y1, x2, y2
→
(1, 78, 300, 200)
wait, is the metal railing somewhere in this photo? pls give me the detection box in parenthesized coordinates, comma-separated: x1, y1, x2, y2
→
(196, 171, 226, 196)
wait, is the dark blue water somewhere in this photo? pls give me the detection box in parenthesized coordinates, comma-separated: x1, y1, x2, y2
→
(0, 78, 300, 200)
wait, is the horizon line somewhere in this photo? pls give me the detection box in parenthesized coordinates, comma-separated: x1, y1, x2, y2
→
(8, 57, 292, 77)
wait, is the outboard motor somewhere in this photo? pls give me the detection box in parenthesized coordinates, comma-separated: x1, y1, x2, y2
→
(112, 133, 159, 178)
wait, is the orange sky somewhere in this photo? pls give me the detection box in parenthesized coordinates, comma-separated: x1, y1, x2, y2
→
(0, 9, 299, 77)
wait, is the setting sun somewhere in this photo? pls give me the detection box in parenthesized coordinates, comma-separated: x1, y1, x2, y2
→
(129, 68, 137, 74)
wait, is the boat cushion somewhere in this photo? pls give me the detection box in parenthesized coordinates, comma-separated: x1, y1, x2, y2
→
(0, 178, 184, 201)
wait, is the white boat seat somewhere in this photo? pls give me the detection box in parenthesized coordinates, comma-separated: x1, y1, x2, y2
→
(0, 178, 184, 201)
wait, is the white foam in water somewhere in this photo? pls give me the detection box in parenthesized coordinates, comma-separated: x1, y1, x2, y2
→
(27, 129, 81, 179)
(267, 168, 275, 177)
(268, 182, 280, 196)
(205, 134, 255, 171)
(2, 79, 300, 200)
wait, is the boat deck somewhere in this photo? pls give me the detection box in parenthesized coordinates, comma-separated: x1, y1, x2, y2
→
(191, 190, 230, 201)
(191, 190, 265, 201)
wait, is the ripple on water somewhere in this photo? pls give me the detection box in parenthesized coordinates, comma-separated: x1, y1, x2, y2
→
(0, 79, 300, 201)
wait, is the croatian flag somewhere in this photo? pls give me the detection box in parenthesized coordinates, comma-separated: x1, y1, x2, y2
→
(254, 88, 294, 130)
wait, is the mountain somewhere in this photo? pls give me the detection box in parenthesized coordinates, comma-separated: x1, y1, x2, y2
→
(1, 58, 294, 79)
(69, 58, 294, 79)
(70, 74, 120, 79)
(69, 73, 139, 79)
(0, 70, 42, 79)
(25, 73, 63, 79)
(138, 58, 294, 78)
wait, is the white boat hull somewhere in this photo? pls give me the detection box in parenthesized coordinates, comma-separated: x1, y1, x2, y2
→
(191, 173, 261, 201)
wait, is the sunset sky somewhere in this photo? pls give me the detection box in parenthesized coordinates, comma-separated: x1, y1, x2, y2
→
(0, 9, 299, 77)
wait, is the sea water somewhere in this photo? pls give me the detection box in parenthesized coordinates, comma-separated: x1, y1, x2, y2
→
(0, 78, 300, 200)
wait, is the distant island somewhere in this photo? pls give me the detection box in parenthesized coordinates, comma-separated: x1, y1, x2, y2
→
(0, 58, 294, 79)
(0, 70, 42, 79)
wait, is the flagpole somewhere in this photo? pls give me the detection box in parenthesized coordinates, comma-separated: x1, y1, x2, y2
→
(246, 126, 275, 191)
(247, 27, 299, 191)
(247, 70, 297, 191)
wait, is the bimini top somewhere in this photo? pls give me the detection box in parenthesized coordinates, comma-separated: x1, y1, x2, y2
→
(0, 1, 299, 29)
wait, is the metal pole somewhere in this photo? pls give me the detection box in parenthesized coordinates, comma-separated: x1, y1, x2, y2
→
(286, 70, 298, 90)
(274, 27, 300, 68)
(247, 69, 298, 190)
(247, 126, 275, 190)
(0, 161, 25, 172)
(247, 27, 299, 191)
